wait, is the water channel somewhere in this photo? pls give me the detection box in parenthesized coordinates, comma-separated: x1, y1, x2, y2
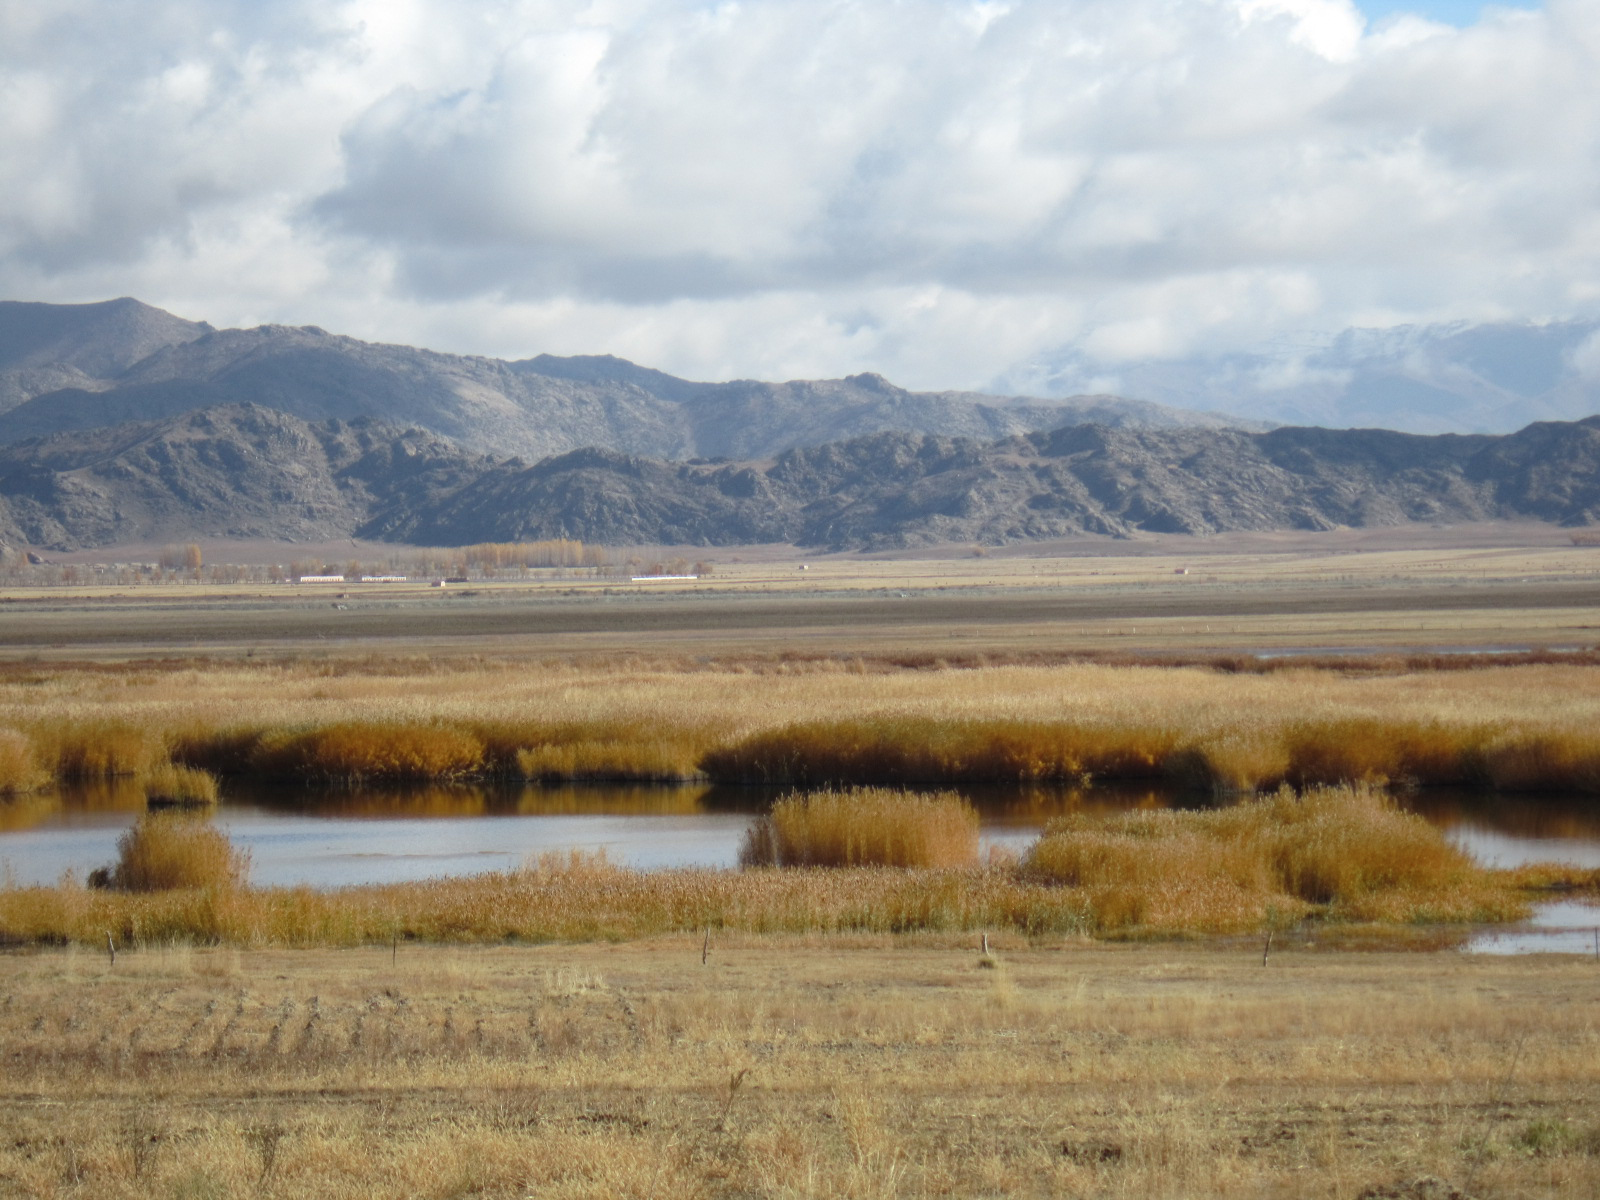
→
(2, 781, 1596, 951)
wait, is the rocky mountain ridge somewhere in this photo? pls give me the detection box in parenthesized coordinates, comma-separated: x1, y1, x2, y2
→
(2, 403, 1597, 552)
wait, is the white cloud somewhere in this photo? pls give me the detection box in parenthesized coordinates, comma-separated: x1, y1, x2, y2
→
(0, 0, 1597, 397)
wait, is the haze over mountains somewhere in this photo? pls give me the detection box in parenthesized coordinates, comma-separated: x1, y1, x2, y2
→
(1000, 321, 1600, 435)
(0, 298, 1597, 553)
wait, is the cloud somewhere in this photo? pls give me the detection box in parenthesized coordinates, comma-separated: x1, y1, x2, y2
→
(1, 0, 1597, 397)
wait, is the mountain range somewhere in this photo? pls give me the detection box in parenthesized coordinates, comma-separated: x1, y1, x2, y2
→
(0, 298, 1597, 552)
(0, 298, 1245, 463)
(3, 401, 1597, 553)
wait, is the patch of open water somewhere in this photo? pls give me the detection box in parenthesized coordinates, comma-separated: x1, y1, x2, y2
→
(2, 780, 1596, 950)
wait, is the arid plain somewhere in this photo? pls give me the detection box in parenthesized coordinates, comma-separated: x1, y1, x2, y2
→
(2, 526, 1600, 1198)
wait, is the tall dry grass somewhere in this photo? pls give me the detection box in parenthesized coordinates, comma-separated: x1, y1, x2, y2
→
(142, 763, 220, 805)
(250, 721, 487, 783)
(739, 788, 980, 868)
(1026, 785, 1522, 931)
(0, 727, 44, 794)
(6, 657, 1600, 794)
(40, 720, 167, 778)
(703, 717, 1174, 787)
(95, 812, 249, 893)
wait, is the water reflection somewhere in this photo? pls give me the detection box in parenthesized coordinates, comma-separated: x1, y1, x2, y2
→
(1402, 790, 1600, 869)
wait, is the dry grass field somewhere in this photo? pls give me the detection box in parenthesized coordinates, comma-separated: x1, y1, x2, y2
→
(1, 939, 1597, 1199)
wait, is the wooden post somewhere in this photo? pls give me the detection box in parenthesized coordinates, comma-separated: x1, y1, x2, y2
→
(981, 932, 990, 958)
(392, 932, 398, 966)
(106, 932, 116, 967)
(702, 927, 711, 965)
(1261, 930, 1273, 967)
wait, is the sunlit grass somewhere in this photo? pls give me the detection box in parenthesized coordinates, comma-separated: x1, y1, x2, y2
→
(1026, 785, 1524, 932)
(93, 812, 249, 893)
(739, 788, 980, 868)
(0, 728, 44, 795)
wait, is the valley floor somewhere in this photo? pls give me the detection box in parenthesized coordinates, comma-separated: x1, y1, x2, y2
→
(4, 524, 1600, 661)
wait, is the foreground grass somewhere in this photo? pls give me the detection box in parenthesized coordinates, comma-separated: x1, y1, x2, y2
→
(6, 656, 1600, 795)
(1, 788, 1572, 946)
(1, 939, 1597, 1199)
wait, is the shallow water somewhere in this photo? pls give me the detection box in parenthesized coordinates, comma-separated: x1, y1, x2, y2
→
(1464, 899, 1600, 956)
(2, 780, 1132, 888)
(2, 779, 1598, 952)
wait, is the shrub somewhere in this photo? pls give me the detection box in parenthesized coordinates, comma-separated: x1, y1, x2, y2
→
(740, 788, 980, 868)
(99, 813, 249, 892)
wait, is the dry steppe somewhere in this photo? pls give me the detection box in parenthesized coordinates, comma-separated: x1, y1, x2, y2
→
(1, 939, 1597, 1199)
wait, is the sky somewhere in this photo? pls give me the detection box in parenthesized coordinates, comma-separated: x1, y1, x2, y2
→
(1, 0, 1594, 392)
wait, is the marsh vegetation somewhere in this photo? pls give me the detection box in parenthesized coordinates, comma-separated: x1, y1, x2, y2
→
(3, 655, 1600, 797)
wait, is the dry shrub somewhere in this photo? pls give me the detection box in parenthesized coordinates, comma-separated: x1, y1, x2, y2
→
(142, 763, 220, 805)
(44, 720, 166, 778)
(740, 788, 980, 868)
(0, 728, 44, 794)
(253, 721, 485, 783)
(100, 813, 249, 892)
(1027, 785, 1523, 931)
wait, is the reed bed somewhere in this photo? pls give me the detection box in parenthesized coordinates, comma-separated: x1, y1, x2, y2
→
(3, 657, 1600, 795)
(703, 717, 1175, 787)
(1027, 786, 1523, 931)
(249, 720, 487, 783)
(739, 787, 980, 868)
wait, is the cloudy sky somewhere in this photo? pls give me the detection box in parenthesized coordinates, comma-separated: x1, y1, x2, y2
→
(1, 0, 1591, 391)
